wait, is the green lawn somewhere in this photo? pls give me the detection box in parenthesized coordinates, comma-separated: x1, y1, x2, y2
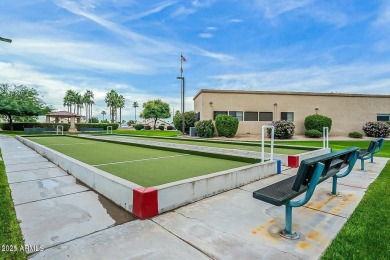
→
(0, 149, 27, 260)
(113, 129, 182, 137)
(27, 136, 251, 187)
(274, 140, 390, 157)
(111, 135, 310, 155)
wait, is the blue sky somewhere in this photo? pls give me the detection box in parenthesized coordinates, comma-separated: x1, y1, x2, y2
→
(1, 0, 389, 121)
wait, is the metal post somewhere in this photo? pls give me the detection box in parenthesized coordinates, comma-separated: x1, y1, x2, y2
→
(285, 204, 293, 234)
(182, 77, 185, 135)
(261, 125, 274, 162)
(332, 176, 337, 195)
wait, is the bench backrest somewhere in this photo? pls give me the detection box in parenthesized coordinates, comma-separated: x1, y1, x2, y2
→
(367, 140, 379, 153)
(292, 147, 359, 192)
(374, 138, 385, 153)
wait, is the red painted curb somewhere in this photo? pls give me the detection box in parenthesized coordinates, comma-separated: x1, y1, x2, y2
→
(288, 155, 300, 168)
(132, 187, 158, 219)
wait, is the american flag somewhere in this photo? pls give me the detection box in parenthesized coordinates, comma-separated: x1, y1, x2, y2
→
(181, 55, 187, 62)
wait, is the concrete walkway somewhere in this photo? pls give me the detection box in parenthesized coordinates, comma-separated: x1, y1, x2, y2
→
(0, 135, 387, 259)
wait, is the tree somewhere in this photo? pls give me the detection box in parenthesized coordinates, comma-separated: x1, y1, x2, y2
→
(140, 100, 171, 130)
(118, 95, 125, 124)
(132, 101, 139, 122)
(104, 90, 119, 123)
(0, 84, 52, 130)
(101, 110, 106, 121)
(173, 111, 196, 134)
(63, 89, 77, 112)
(83, 90, 94, 122)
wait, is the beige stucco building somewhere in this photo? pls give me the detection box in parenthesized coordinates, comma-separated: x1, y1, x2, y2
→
(193, 89, 390, 136)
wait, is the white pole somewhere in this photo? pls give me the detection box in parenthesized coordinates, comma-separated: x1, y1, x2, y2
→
(261, 125, 275, 162)
(323, 127, 329, 148)
(56, 125, 63, 135)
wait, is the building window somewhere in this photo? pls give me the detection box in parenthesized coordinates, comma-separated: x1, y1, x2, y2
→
(259, 112, 273, 121)
(244, 112, 258, 121)
(229, 111, 243, 121)
(377, 114, 390, 121)
(195, 112, 200, 121)
(281, 112, 294, 121)
(213, 111, 227, 120)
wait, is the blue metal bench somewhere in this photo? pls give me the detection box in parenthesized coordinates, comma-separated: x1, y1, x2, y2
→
(253, 147, 359, 239)
(80, 128, 104, 132)
(24, 128, 56, 134)
(358, 138, 385, 170)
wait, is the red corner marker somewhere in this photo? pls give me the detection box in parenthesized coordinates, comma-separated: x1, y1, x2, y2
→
(132, 187, 158, 219)
(288, 155, 300, 168)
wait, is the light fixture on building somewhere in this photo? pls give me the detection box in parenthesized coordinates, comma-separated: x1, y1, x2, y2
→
(209, 101, 213, 107)
(315, 107, 319, 114)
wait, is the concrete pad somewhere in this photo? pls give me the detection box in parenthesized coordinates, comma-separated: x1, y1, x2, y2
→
(15, 191, 116, 252)
(4, 156, 48, 166)
(154, 188, 347, 260)
(5, 161, 57, 172)
(6, 167, 68, 183)
(29, 220, 209, 260)
(10, 176, 90, 205)
(2, 152, 41, 159)
(303, 183, 365, 218)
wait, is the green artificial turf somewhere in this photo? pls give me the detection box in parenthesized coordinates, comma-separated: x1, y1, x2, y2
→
(111, 135, 310, 155)
(113, 129, 182, 137)
(27, 136, 251, 187)
(274, 140, 390, 157)
(321, 160, 390, 259)
(0, 149, 27, 260)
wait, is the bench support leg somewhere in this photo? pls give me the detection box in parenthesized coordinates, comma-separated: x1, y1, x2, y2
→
(370, 154, 374, 163)
(360, 159, 364, 171)
(331, 176, 338, 195)
(279, 204, 299, 239)
(279, 162, 325, 240)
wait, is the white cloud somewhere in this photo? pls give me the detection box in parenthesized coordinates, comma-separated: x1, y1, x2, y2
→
(230, 18, 243, 23)
(125, 1, 178, 21)
(255, 0, 312, 19)
(209, 63, 390, 94)
(199, 33, 213, 38)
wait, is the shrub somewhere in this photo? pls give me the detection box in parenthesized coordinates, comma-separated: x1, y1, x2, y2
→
(144, 125, 151, 130)
(305, 129, 323, 138)
(195, 120, 215, 138)
(134, 124, 144, 130)
(348, 131, 363, 138)
(362, 122, 390, 137)
(88, 117, 99, 123)
(267, 120, 295, 139)
(158, 125, 164, 131)
(0, 123, 70, 131)
(215, 114, 239, 138)
(304, 114, 332, 132)
(167, 125, 173, 130)
(173, 111, 196, 133)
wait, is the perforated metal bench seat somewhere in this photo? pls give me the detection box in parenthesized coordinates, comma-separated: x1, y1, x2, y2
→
(358, 149, 370, 158)
(253, 155, 350, 206)
(253, 176, 302, 206)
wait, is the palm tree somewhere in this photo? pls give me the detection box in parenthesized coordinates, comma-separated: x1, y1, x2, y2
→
(118, 95, 125, 124)
(101, 111, 106, 121)
(83, 90, 94, 122)
(105, 89, 119, 123)
(75, 92, 83, 115)
(132, 101, 139, 123)
(63, 89, 77, 112)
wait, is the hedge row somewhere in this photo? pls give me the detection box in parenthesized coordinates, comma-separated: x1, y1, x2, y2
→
(75, 123, 119, 131)
(0, 123, 70, 131)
